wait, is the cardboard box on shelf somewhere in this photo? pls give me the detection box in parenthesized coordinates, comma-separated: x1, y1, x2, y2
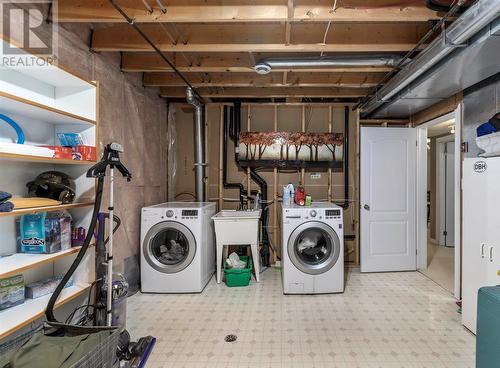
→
(43, 146, 73, 160)
(72, 146, 96, 161)
(0, 274, 25, 311)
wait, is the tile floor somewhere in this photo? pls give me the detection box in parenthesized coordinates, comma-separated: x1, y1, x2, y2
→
(127, 267, 475, 368)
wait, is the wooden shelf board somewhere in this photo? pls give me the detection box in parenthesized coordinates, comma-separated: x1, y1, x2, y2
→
(0, 152, 96, 165)
(0, 92, 96, 126)
(0, 202, 94, 218)
(0, 284, 91, 340)
(0, 247, 89, 279)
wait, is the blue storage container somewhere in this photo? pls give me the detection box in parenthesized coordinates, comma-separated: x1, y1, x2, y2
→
(476, 286, 500, 368)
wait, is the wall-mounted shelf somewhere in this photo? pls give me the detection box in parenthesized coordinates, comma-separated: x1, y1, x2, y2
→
(0, 246, 95, 279)
(0, 202, 94, 218)
(0, 92, 96, 126)
(0, 284, 91, 340)
(0, 37, 99, 340)
(0, 152, 96, 165)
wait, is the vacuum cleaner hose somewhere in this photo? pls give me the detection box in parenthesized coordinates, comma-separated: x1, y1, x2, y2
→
(45, 176, 104, 322)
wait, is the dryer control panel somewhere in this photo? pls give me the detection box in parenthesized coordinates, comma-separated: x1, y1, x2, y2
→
(283, 207, 342, 222)
(325, 209, 341, 220)
(181, 209, 198, 219)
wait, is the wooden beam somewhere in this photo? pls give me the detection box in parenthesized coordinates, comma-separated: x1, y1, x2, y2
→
(121, 52, 394, 73)
(410, 92, 463, 126)
(144, 72, 384, 88)
(360, 119, 410, 125)
(285, 0, 294, 45)
(91, 23, 430, 53)
(159, 86, 370, 98)
(57, 1, 441, 23)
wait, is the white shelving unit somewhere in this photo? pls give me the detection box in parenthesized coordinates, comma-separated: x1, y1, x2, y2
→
(0, 39, 98, 340)
(0, 284, 92, 340)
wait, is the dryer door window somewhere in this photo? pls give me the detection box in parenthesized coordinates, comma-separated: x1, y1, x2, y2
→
(288, 221, 341, 275)
(143, 221, 196, 273)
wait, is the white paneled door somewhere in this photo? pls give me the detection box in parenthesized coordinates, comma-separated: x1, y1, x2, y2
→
(361, 127, 417, 272)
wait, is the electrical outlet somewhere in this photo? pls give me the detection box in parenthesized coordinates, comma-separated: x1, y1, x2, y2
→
(310, 173, 321, 180)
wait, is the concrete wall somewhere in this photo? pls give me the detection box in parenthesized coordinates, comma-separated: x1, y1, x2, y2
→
(2, 8, 168, 284)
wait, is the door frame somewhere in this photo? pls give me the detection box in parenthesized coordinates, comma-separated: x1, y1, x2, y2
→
(416, 105, 462, 299)
(436, 135, 455, 246)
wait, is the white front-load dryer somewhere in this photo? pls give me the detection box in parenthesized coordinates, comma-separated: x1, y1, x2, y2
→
(281, 202, 344, 294)
(140, 202, 216, 293)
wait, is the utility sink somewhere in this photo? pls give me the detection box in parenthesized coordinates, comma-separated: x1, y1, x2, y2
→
(211, 209, 261, 243)
(213, 209, 261, 219)
(212, 209, 262, 283)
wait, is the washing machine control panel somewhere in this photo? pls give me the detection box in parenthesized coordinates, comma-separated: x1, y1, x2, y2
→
(284, 207, 342, 221)
(181, 209, 198, 219)
(325, 209, 342, 220)
(166, 210, 174, 218)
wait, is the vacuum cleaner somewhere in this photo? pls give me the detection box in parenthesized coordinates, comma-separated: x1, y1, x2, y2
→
(43, 142, 156, 367)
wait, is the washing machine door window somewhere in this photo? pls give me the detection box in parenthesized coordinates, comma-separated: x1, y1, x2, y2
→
(288, 221, 341, 275)
(143, 221, 196, 273)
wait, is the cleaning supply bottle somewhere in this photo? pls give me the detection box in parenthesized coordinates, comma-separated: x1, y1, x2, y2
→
(283, 186, 290, 206)
(254, 192, 260, 210)
(283, 183, 294, 206)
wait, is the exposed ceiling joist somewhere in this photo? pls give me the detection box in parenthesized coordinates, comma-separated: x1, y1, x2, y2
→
(285, 0, 294, 45)
(143, 72, 384, 88)
(159, 86, 370, 98)
(57, 0, 441, 23)
(92, 22, 430, 53)
(121, 52, 394, 73)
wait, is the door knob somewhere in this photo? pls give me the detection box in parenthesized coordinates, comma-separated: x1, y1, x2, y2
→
(364, 204, 370, 211)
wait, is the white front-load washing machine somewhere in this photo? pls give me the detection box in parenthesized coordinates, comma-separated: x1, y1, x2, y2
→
(140, 202, 216, 293)
(281, 202, 344, 294)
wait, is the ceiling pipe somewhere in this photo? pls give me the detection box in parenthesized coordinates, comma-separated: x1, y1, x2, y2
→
(186, 87, 205, 202)
(360, 0, 500, 117)
(109, 0, 202, 102)
(253, 55, 405, 74)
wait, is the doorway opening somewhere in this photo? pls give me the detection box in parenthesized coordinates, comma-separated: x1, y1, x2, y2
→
(416, 108, 461, 298)
(422, 120, 456, 292)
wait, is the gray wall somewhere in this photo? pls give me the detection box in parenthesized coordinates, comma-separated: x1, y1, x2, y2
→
(463, 78, 500, 158)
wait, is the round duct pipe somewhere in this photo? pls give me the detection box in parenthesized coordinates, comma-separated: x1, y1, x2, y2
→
(253, 55, 405, 74)
(186, 87, 205, 202)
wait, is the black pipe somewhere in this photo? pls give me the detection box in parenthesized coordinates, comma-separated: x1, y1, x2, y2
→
(232, 100, 241, 155)
(222, 105, 245, 209)
(108, 0, 203, 102)
(342, 106, 349, 209)
(425, 0, 469, 14)
(229, 101, 270, 267)
(249, 168, 270, 267)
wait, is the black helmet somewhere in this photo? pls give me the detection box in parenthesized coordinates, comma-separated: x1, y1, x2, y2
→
(27, 171, 76, 204)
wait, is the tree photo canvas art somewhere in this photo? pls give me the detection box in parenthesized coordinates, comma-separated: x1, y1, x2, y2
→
(238, 132, 344, 169)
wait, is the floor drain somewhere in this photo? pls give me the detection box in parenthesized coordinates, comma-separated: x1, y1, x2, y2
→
(225, 334, 237, 342)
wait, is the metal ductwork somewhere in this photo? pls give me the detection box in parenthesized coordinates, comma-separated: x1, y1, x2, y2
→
(253, 55, 405, 74)
(360, 0, 500, 118)
(186, 87, 205, 202)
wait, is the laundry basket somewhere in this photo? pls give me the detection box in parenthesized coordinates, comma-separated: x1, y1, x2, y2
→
(0, 326, 120, 368)
(224, 256, 253, 287)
